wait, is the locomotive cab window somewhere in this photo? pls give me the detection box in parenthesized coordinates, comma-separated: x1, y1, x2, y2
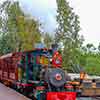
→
(27, 53, 34, 80)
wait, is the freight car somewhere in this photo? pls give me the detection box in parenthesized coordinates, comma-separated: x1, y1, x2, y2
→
(0, 44, 76, 100)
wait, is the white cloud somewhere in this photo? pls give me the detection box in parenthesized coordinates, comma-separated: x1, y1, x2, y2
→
(19, 0, 57, 14)
(68, 0, 100, 46)
(44, 13, 57, 33)
(0, 0, 5, 2)
(0, 0, 6, 4)
(19, 0, 57, 33)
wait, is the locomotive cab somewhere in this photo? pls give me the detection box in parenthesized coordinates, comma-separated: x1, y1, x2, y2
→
(17, 48, 54, 82)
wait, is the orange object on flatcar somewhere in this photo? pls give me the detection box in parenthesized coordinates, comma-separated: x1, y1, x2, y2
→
(80, 72, 85, 80)
(68, 81, 80, 85)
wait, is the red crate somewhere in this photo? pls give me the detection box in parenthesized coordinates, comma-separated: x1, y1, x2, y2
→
(47, 92, 76, 100)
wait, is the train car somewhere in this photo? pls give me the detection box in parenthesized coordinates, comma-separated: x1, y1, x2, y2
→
(0, 53, 22, 85)
(0, 44, 76, 100)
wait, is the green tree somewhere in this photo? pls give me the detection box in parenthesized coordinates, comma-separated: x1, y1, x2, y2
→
(0, 1, 41, 54)
(56, 0, 81, 71)
(0, 33, 14, 54)
(98, 43, 100, 53)
(86, 43, 96, 53)
(43, 33, 53, 48)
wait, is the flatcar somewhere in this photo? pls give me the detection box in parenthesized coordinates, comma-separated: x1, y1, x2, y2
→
(0, 44, 76, 100)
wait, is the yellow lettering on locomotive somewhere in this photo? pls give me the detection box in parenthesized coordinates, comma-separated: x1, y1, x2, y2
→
(40, 56, 49, 65)
(44, 57, 49, 65)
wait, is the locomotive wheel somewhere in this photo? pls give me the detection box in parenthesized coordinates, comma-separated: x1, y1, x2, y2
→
(19, 86, 24, 94)
(16, 85, 22, 93)
(36, 93, 46, 100)
(39, 93, 46, 100)
(20, 87, 28, 96)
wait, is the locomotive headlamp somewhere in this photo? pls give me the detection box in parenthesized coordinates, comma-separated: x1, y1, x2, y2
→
(50, 58, 52, 62)
(52, 51, 62, 67)
(55, 73, 62, 81)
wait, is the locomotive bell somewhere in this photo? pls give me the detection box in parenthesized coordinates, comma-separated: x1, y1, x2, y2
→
(47, 68, 66, 87)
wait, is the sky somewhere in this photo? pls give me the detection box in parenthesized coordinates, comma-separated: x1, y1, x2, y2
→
(68, 0, 100, 47)
(19, 0, 57, 33)
(0, 0, 100, 47)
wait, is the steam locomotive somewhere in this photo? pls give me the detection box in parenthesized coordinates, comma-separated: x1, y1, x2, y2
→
(0, 44, 76, 100)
